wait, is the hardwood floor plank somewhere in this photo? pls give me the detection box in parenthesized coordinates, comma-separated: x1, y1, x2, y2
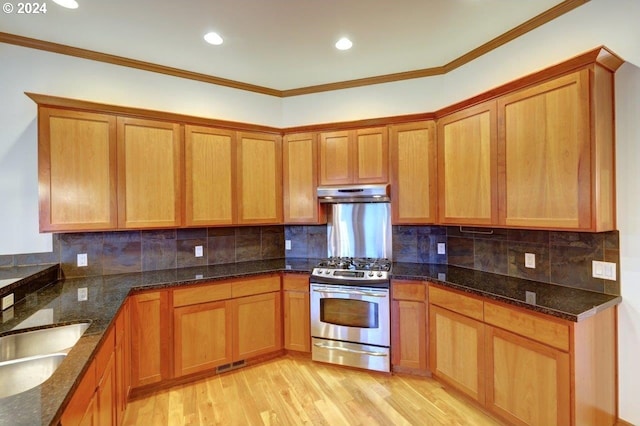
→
(123, 354, 506, 425)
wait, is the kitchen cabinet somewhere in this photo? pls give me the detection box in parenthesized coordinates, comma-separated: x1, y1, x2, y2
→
(318, 127, 388, 185)
(283, 274, 311, 352)
(37, 107, 117, 232)
(437, 101, 498, 225)
(497, 67, 615, 230)
(184, 125, 236, 226)
(114, 301, 130, 426)
(283, 133, 325, 224)
(117, 117, 183, 229)
(428, 284, 617, 426)
(388, 121, 437, 224)
(130, 290, 171, 388)
(61, 358, 97, 426)
(172, 282, 233, 377)
(391, 280, 428, 373)
(237, 132, 283, 224)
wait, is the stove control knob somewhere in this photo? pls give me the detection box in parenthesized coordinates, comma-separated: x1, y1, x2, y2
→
(377, 272, 383, 277)
(318, 269, 324, 274)
(368, 272, 374, 277)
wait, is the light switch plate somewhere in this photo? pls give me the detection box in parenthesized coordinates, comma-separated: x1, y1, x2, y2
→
(77, 288, 88, 302)
(77, 253, 88, 267)
(525, 253, 535, 269)
(2, 293, 14, 310)
(525, 291, 536, 305)
(592, 260, 617, 281)
(195, 245, 203, 257)
(437, 243, 446, 255)
(285, 240, 292, 250)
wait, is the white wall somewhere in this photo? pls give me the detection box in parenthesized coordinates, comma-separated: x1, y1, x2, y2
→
(1, 0, 639, 421)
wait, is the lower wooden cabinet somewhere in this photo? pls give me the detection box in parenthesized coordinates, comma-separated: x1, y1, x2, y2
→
(391, 280, 428, 373)
(114, 302, 130, 426)
(232, 291, 282, 360)
(283, 274, 310, 352)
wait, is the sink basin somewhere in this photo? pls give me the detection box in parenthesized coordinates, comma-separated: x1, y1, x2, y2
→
(0, 322, 90, 362)
(0, 353, 66, 398)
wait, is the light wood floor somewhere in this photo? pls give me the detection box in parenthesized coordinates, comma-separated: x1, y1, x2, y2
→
(123, 354, 505, 426)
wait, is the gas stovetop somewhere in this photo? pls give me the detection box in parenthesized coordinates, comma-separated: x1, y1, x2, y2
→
(311, 257, 392, 282)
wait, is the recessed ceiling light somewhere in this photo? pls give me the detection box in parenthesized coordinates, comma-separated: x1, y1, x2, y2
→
(335, 37, 353, 51)
(51, 0, 78, 9)
(204, 32, 224, 46)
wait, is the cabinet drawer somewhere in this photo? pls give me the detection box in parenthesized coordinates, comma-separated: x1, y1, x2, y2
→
(393, 281, 426, 301)
(232, 275, 281, 298)
(429, 285, 483, 321)
(484, 302, 569, 351)
(173, 282, 232, 307)
(283, 274, 309, 292)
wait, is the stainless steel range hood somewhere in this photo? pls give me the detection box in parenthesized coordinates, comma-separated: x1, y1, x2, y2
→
(317, 184, 390, 203)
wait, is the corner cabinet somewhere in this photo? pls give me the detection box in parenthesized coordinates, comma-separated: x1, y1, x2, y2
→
(437, 101, 498, 225)
(318, 127, 388, 185)
(237, 132, 283, 224)
(388, 121, 437, 224)
(283, 133, 324, 224)
(37, 108, 117, 232)
(497, 66, 616, 231)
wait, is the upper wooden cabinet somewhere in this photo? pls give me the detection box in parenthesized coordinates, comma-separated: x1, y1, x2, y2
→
(38, 108, 117, 232)
(318, 127, 388, 185)
(237, 132, 283, 224)
(184, 125, 236, 226)
(389, 121, 437, 224)
(117, 117, 183, 229)
(497, 67, 615, 231)
(437, 101, 498, 226)
(283, 133, 324, 224)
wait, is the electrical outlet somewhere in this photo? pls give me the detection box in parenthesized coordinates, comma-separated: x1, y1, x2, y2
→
(2, 293, 14, 310)
(77, 288, 88, 301)
(593, 260, 617, 281)
(525, 253, 536, 269)
(437, 243, 446, 255)
(77, 253, 88, 267)
(525, 291, 537, 305)
(195, 245, 203, 257)
(285, 240, 292, 250)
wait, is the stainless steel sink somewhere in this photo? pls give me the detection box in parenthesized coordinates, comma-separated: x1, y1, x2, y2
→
(0, 353, 67, 398)
(0, 322, 90, 362)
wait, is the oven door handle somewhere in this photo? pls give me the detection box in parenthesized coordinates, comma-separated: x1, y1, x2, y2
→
(313, 342, 388, 357)
(312, 288, 387, 297)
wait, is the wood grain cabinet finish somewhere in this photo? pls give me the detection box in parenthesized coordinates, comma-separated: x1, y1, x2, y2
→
(318, 127, 388, 185)
(391, 280, 428, 373)
(283, 133, 325, 224)
(130, 290, 170, 388)
(237, 132, 283, 224)
(184, 125, 236, 226)
(117, 117, 183, 229)
(497, 67, 616, 231)
(114, 301, 130, 426)
(38, 108, 117, 232)
(283, 274, 311, 353)
(437, 101, 498, 225)
(231, 291, 282, 360)
(389, 121, 437, 224)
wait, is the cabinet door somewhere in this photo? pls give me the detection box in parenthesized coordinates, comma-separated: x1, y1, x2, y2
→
(391, 300, 427, 371)
(117, 117, 183, 228)
(173, 300, 232, 377)
(355, 127, 388, 183)
(438, 101, 497, 225)
(184, 125, 236, 226)
(38, 108, 117, 232)
(389, 121, 437, 224)
(429, 305, 485, 404)
(283, 274, 310, 352)
(130, 291, 170, 388)
(232, 292, 282, 360)
(498, 70, 590, 229)
(96, 353, 116, 426)
(319, 130, 353, 185)
(115, 302, 130, 426)
(283, 133, 324, 224)
(486, 326, 570, 426)
(60, 361, 97, 426)
(237, 132, 283, 224)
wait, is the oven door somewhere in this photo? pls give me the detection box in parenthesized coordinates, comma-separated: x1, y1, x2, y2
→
(310, 283, 390, 347)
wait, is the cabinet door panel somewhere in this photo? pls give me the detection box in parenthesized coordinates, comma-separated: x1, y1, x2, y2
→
(499, 70, 590, 229)
(430, 305, 485, 404)
(389, 121, 436, 224)
(486, 326, 570, 426)
(185, 125, 235, 225)
(355, 127, 388, 183)
(319, 131, 352, 185)
(174, 301, 232, 377)
(237, 132, 282, 224)
(232, 292, 282, 360)
(283, 290, 310, 352)
(283, 133, 323, 224)
(391, 300, 427, 370)
(39, 108, 117, 232)
(438, 102, 497, 225)
(117, 118, 182, 228)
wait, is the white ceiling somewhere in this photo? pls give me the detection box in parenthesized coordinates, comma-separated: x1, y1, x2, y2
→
(0, 0, 571, 91)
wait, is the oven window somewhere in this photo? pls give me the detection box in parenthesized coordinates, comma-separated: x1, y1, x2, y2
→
(320, 298, 379, 329)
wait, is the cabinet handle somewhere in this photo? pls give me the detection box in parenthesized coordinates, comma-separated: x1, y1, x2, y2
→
(313, 342, 388, 357)
(312, 288, 387, 297)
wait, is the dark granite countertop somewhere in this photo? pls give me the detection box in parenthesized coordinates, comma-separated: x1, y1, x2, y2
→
(0, 257, 621, 425)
